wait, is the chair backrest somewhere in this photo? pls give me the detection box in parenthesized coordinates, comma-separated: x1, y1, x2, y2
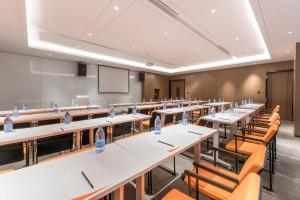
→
(239, 145, 266, 180)
(263, 123, 279, 144)
(112, 122, 132, 138)
(0, 143, 24, 166)
(229, 173, 261, 200)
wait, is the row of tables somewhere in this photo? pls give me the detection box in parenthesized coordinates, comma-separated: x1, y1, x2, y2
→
(0, 101, 265, 200)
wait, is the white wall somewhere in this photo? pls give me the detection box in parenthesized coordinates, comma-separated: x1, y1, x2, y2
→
(0, 51, 142, 110)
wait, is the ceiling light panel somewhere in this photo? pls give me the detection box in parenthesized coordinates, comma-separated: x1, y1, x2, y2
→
(25, 0, 270, 74)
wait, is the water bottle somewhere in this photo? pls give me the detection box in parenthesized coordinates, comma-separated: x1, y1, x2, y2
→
(188, 100, 191, 107)
(109, 106, 115, 118)
(182, 111, 188, 125)
(221, 104, 225, 112)
(177, 103, 181, 108)
(143, 98, 145, 102)
(95, 127, 105, 153)
(213, 98, 216, 103)
(72, 99, 76, 107)
(248, 99, 251, 104)
(64, 111, 71, 124)
(170, 97, 173, 101)
(211, 107, 216, 117)
(230, 103, 233, 111)
(133, 103, 137, 115)
(154, 116, 161, 134)
(194, 97, 197, 102)
(4, 116, 13, 133)
(49, 101, 54, 108)
(12, 105, 19, 117)
(208, 98, 211, 103)
(22, 103, 28, 110)
(235, 102, 239, 108)
(163, 103, 167, 110)
(150, 98, 152, 103)
(53, 104, 59, 113)
(219, 98, 221, 102)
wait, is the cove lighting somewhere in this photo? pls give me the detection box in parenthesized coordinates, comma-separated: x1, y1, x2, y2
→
(25, 0, 270, 74)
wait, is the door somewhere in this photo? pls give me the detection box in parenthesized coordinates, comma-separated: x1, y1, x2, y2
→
(266, 70, 293, 120)
(169, 80, 185, 99)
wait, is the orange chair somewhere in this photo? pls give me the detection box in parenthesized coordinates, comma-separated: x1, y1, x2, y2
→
(225, 123, 279, 191)
(163, 173, 261, 200)
(183, 145, 265, 199)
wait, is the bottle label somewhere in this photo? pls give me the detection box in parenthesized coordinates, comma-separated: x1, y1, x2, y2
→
(182, 118, 188, 125)
(4, 124, 13, 133)
(96, 139, 105, 152)
(64, 117, 71, 124)
(154, 125, 161, 134)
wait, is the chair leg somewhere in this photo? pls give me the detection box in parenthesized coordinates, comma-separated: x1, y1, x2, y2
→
(268, 143, 273, 191)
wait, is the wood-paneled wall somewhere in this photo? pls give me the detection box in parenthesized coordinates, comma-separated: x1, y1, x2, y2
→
(169, 61, 293, 103)
(294, 43, 300, 136)
(143, 61, 293, 104)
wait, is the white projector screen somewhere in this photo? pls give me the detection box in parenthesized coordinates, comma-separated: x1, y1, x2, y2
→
(98, 66, 129, 93)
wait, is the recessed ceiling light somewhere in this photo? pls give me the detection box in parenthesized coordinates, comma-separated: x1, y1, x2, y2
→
(235, 37, 240, 41)
(211, 9, 216, 13)
(114, 6, 119, 10)
(286, 50, 290, 53)
(288, 31, 293, 35)
(88, 33, 93, 36)
(164, 32, 168, 35)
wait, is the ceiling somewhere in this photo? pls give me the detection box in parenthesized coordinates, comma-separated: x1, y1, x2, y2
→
(0, 0, 299, 74)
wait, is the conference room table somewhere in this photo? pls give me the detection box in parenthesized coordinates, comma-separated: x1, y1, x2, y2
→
(109, 101, 158, 107)
(0, 113, 151, 166)
(0, 108, 110, 126)
(237, 103, 265, 114)
(201, 108, 256, 167)
(0, 124, 216, 200)
(180, 100, 208, 106)
(155, 105, 211, 125)
(127, 102, 178, 111)
(0, 105, 100, 117)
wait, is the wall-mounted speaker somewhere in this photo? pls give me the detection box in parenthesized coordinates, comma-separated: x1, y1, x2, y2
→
(78, 62, 87, 76)
(139, 72, 145, 82)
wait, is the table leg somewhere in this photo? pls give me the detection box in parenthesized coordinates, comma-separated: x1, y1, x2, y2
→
(136, 175, 145, 200)
(89, 128, 94, 145)
(76, 131, 81, 150)
(114, 186, 124, 200)
(194, 143, 201, 163)
(161, 114, 166, 126)
(212, 122, 220, 159)
(139, 120, 144, 132)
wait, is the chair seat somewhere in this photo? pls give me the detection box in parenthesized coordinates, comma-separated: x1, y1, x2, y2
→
(162, 189, 194, 200)
(225, 139, 261, 155)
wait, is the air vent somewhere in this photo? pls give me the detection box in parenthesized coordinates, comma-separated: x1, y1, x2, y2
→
(147, 0, 231, 56)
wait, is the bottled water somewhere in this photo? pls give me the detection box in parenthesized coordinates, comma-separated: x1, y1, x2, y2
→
(208, 98, 211, 103)
(182, 111, 188, 125)
(170, 97, 173, 101)
(219, 98, 221, 102)
(109, 106, 115, 118)
(188, 100, 191, 107)
(150, 98, 152, 102)
(72, 99, 76, 107)
(133, 103, 137, 115)
(194, 97, 197, 101)
(213, 98, 216, 103)
(211, 107, 216, 117)
(12, 105, 19, 117)
(177, 103, 181, 108)
(22, 103, 28, 110)
(154, 116, 161, 134)
(49, 101, 54, 108)
(230, 103, 234, 111)
(64, 111, 71, 124)
(4, 116, 13, 133)
(163, 103, 167, 110)
(95, 127, 105, 153)
(143, 98, 145, 102)
(248, 99, 251, 104)
(53, 104, 59, 113)
(235, 102, 239, 108)
(221, 104, 225, 112)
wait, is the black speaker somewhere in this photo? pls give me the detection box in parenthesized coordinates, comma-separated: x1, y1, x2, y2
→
(78, 62, 87, 76)
(139, 72, 145, 82)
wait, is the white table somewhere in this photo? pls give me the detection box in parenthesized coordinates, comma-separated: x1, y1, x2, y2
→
(0, 108, 110, 126)
(155, 105, 211, 125)
(0, 114, 151, 165)
(109, 101, 158, 107)
(237, 103, 265, 114)
(0, 124, 216, 200)
(201, 108, 256, 167)
(180, 100, 208, 106)
(0, 105, 100, 117)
